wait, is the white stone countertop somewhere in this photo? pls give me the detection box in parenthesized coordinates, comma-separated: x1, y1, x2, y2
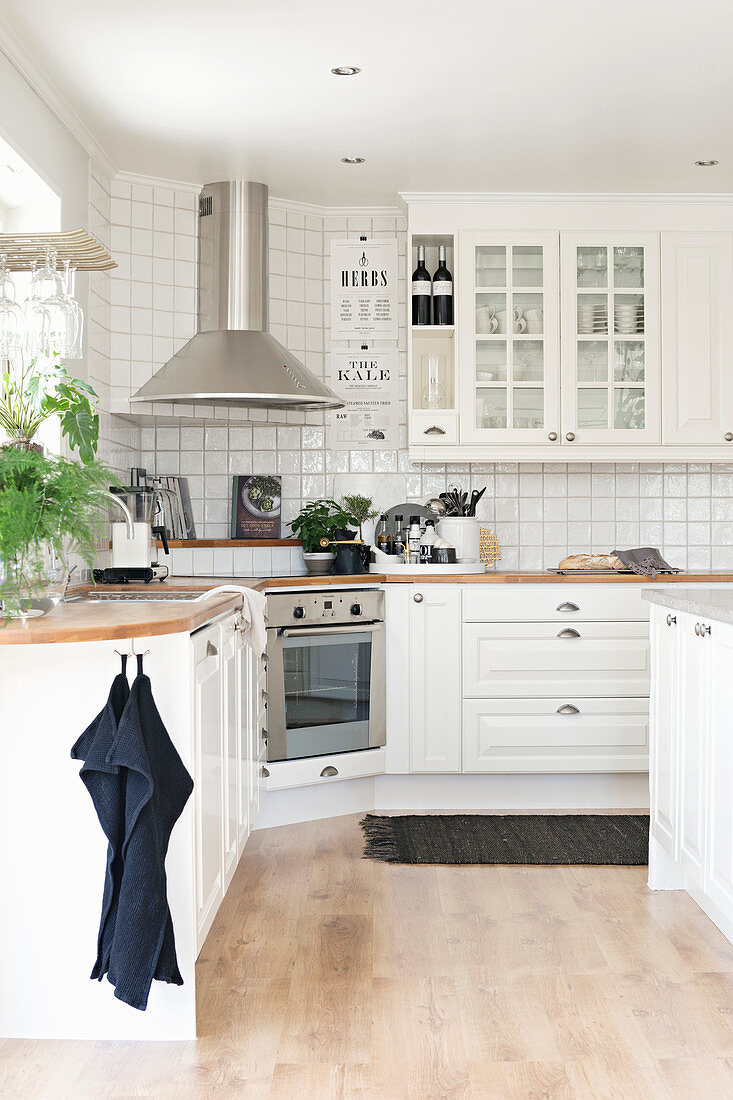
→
(643, 586, 733, 626)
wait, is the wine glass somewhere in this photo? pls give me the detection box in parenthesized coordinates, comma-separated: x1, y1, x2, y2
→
(25, 248, 78, 358)
(0, 256, 26, 362)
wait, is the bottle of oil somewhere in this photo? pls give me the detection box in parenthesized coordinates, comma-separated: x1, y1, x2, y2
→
(376, 514, 391, 554)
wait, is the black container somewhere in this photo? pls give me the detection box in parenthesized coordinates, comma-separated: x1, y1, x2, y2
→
(433, 546, 457, 565)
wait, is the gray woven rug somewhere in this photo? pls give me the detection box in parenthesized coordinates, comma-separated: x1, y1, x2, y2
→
(360, 813, 649, 865)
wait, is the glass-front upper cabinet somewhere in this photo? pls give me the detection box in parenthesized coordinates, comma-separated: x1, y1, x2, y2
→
(561, 233, 660, 445)
(459, 232, 560, 443)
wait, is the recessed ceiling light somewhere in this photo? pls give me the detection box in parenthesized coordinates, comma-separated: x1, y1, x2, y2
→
(695, 159, 719, 166)
(341, 156, 365, 164)
(331, 66, 361, 76)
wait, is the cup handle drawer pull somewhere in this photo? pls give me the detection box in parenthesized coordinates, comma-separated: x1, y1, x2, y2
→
(556, 704, 580, 715)
(261, 766, 270, 778)
(320, 765, 339, 777)
(557, 602, 580, 613)
(557, 628, 581, 639)
(424, 425, 447, 436)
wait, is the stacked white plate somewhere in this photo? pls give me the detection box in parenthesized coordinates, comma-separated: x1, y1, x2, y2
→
(577, 303, 608, 334)
(614, 304, 644, 334)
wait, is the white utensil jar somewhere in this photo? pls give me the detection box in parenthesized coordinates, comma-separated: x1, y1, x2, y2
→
(437, 517, 484, 563)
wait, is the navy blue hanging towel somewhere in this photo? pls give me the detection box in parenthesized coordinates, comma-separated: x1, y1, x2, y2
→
(72, 653, 193, 1011)
(70, 655, 130, 982)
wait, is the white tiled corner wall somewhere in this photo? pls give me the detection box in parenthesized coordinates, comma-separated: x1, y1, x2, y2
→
(109, 177, 733, 576)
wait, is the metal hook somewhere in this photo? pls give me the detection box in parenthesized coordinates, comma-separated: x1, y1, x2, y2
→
(114, 639, 151, 659)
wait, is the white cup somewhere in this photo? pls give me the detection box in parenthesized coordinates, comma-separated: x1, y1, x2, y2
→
(524, 307, 543, 334)
(495, 308, 525, 334)
(476, 304, 498, 334)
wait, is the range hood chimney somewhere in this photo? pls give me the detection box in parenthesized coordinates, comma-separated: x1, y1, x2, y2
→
(131, 181, 343, 410)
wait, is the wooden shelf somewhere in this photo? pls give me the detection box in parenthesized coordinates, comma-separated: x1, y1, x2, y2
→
(111, 538, 302, 549)
(167, 538, 301, 548)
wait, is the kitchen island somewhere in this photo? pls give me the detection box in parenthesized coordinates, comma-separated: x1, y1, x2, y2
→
(0, 586, 266, 1041)
(645, 587, 733, 948)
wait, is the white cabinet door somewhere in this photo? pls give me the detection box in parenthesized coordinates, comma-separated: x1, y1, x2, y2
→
(706, 621, 733, 914)
(236, 628, 251, 854)
(463, 621, 650, 698)
(677, 612, 708, 887)
(463, 697, 649, 773)
(661, 232, 733, 445)
(459, 231, 560, 445)
(409, 586, 462, 772)
(193, 623, 223, 952)
(220, 616, 240, 890)
(560, 232, 660, 445)
(649, 607, 680, 858)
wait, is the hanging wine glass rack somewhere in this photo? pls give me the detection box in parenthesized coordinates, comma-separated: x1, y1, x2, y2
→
(0, 228, 116, 271)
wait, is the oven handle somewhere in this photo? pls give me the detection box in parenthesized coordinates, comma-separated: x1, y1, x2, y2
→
(280, 621, 382, 638)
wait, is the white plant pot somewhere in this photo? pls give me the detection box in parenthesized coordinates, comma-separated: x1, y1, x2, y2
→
(301, 551, 335, 575)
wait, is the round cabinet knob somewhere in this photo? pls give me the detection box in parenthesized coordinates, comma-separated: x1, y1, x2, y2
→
(726, 433, 733, 442)
(666, 613, 676, 626)
(293, 606, 305, 619)
(701, 623, 711, 637)
(413, 593, 424, 603)
(694, 622, 701, 636)
(548, 432, 558, 441)
(350, 603, 362, 616)
(565, 432, 576, 442)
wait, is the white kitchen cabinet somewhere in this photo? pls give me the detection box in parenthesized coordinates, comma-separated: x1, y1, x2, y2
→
(649, 606, 679, 857)
(661, 232, 733, 446)
(706, 624, 733, 916)
(409, 585, 462, 772)
(192, 609, 264, 955)
(649, 597, 733, 945)
(220, 616, 240, 891)
(192, 623, 224, 950)
(458, 231, 560, 445)
(462, 620, 650, 698)
(677, 611, 708, 886)
(463, 697, 649, 773)
(560, 232, 660, 446)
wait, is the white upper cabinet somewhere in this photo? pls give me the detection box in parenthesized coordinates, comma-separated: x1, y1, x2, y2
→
(458, 232, 560, 445)
(560, 232, 660, 446)
(661, 232, 733, 446)
(406, 200, 733, 460)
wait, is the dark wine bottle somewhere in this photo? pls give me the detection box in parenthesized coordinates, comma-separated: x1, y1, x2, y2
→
(432, 244, 453, 325)
(412, 244, 431, 325)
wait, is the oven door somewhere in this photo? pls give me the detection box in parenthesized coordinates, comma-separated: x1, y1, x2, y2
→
(266, 621, 385, 762)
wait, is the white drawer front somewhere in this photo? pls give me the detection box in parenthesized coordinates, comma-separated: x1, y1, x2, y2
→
(463, 584, 649, 622)
(463, 621, 650, 697)
(463, 698, 649, 773)
(266, 747, 385, 790)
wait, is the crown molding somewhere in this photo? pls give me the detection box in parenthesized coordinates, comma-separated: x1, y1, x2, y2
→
(270, 195, 402, 218)
(399, 191, 733, 205)
(113, 170, 203, 196)
(0, 15, 116, 178)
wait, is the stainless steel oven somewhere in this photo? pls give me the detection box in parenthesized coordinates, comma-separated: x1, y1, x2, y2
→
(265, 588, 385, 762)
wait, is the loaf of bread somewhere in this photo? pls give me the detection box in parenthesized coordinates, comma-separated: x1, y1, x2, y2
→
(557, 553, 625, 570)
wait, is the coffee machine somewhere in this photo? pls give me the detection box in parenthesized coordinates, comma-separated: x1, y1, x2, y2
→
(94, 485, 176, 584)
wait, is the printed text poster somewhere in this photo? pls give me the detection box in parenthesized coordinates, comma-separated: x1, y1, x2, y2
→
(329, 350, 399, 449)
(330, 238, 398, 340)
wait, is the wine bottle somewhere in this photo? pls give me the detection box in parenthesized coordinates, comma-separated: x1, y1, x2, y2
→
(412, 245, 431, 325)
(432, 244, 453, 325)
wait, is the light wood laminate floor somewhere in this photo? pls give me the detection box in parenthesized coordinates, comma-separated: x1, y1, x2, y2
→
(4, 812, 733, 1098)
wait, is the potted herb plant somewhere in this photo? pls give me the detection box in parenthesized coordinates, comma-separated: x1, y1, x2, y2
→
(0, 353, 100, 464)
(340, 493, 379, 542)
(0, 448, 113, 618)
(288, 498, 358, 575)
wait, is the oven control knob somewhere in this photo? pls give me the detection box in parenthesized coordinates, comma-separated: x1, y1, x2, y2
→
(293, 606, 305, 619)
(350, 603, 362, 616)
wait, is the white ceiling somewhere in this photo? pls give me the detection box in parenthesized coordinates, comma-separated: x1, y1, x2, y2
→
(1, 0, 732, 205)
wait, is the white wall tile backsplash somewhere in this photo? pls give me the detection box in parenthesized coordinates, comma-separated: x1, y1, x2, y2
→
(110, 176, 733, 576)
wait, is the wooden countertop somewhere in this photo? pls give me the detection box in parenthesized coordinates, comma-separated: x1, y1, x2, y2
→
(2, 570, 732, 645)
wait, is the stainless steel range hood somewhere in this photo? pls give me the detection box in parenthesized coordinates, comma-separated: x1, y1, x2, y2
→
(131, 181, 343, 410)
